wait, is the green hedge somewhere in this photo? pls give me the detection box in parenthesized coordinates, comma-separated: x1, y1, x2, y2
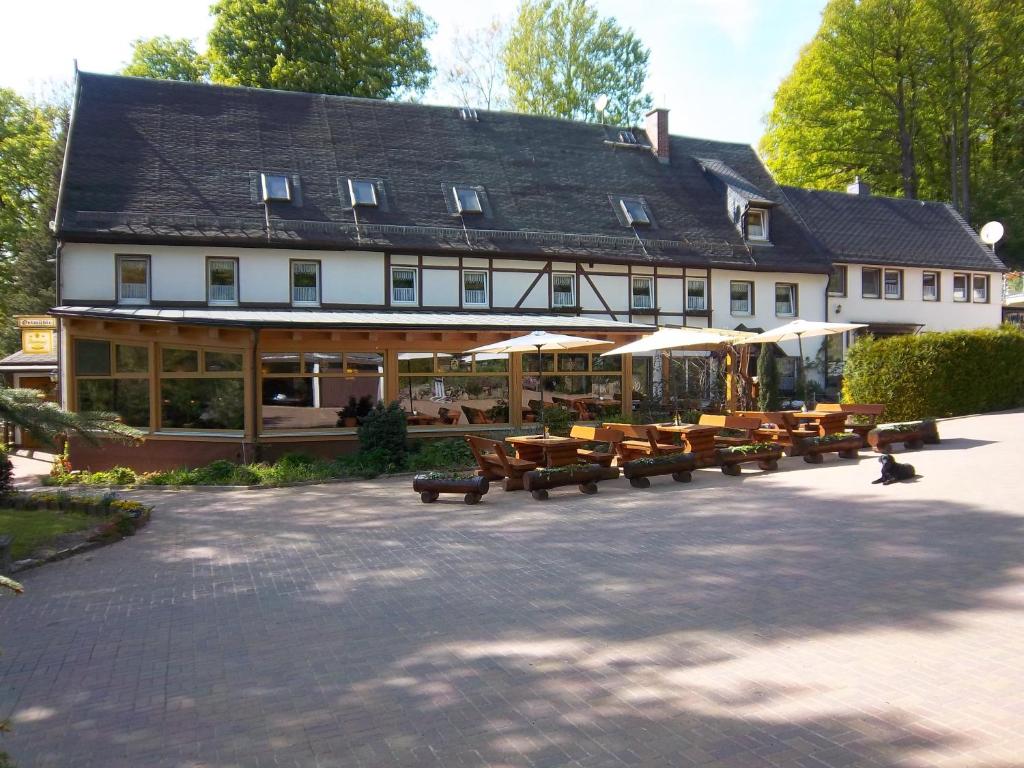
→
(842, 327, 1024, 421)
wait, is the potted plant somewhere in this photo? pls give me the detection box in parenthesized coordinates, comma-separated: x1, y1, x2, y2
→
(797, 432, 864, 463)
(715, 442, 784, 475)
(522, 462, 619, 500)
(336, 397, 360, 428)
(622, 451, 696, 488)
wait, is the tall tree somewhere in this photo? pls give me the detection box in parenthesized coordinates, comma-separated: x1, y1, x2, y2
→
(503, 0, 652, 126)
(207, 0, 435, 99)
(0, 90, 65, 355)
(761, 0, 1024, 266)
(443, 18, 509, 110)
(121, 36, 211, 82)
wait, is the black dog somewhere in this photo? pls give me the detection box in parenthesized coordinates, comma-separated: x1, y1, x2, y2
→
(872, 454, 916, 485)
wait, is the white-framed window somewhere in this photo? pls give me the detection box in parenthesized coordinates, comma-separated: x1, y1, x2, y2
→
(620, 199, 650, 226)
(207, 258, 238, 305)
(117, 255, 150, 305)
(884, 269, 903, 299)
(552, 272, 576, 308)
(453, 186, 483, 214)
(973, 274, 989, 303)
(775, 283, 796, 316)
(631, 276, 654, 310)
(746, 208, 768, 241)
(348, 179, 378, 207)
(686, 277, 707, 311)
(862, 267, 881, 299)
(828, 265, 847, 297)
(953, 273, 969, 302)
(922, 271, 939, 301)
(730, 281, 753, 315)
(391, 266, 418, 304)
(291, 260, 320, 306)
(260, 172, 291, 202)
(462, 270, 488, 306)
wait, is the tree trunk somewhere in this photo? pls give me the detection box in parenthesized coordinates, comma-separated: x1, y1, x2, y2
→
(896, 76, 918, 199)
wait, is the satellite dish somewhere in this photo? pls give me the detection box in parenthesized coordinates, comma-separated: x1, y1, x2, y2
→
(980, 221, 1005, 245)
(594, 94, 609, 114)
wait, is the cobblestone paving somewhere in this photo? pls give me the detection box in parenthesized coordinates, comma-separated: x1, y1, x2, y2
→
(2, 413, 1023, 767)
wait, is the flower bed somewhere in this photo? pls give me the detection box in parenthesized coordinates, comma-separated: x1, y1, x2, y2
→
(797, 432, 864, 463)
(522, 463, 620, 501)
(866, 421, 937, 453)
(622, 452, 696, 488)
(715, 443, 784, 475)
(412, 473, 490, 505)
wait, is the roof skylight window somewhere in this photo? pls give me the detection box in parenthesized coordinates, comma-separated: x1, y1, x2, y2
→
(618, 130, 638, 144)
(454, 186, 483, 214)
(620, 198, 650, 226)
(459, 107, 479, 121)
(348, 179, 378, 207)
(260, 173, 292, 202)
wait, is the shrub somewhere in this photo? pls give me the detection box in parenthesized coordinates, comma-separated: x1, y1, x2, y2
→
(337, 447, 401, 479)
(407, 438, 473, 472)
(843, 327, 1024, 421)
(756, 346, 782, 411)
(539, 405, 575, 435)
(357, 400, 408, 464)
(0, 444, 12, 495)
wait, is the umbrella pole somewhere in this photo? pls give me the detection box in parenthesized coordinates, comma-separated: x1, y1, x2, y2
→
(536, 345, 544, 429)
(797, 333, 805, 404)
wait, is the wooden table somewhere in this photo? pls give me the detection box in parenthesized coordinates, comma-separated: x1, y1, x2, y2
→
(790, 410, 849, 437)
(505, 435, 588, 468)
(653, 423, 720, 465)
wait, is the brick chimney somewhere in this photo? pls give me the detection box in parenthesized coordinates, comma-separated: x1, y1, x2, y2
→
(846, 176, 871, 195)
(645, 108, 670, 164)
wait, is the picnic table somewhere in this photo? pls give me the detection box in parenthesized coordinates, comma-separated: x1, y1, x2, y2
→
(654, 423, 720, 466)
(506, 435, 589, 468)
(790, 410, 849, 437)
(405, 413, 439, 426)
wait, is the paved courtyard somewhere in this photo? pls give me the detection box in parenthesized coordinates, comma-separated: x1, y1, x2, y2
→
(2, 412, 1023, 768)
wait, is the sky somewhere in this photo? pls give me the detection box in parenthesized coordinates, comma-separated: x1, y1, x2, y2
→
(0, 0, 827, 145)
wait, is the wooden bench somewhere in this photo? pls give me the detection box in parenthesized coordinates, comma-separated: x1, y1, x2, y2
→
(817, 403, 884, 439)
(568, 425, 624, 467)
(697, 414, 762, 447)
(461, 405, 494, 424)
(602, 423, 681, 462)
(464, 435, 538, 491)
(735, 410, 817, 456)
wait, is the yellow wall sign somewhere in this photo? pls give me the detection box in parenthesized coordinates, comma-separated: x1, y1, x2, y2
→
(16, 316, 56, 355)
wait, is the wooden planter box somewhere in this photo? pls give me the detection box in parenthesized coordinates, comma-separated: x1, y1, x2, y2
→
(522, 464, 619, 501)
(622, 452, 697, 488)
(921, 419, 940, 445)
(413, 475, 490, 505)
(867, 423, 929, 453)
(715, 445, 784, 476)
(797, 434, 864, 464)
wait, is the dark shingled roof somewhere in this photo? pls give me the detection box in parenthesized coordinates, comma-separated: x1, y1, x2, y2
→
(56, 73, 830, 274)
(782, 186, 1006, 272)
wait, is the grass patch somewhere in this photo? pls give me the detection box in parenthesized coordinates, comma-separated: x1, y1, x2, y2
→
(0, 508, 108, 560)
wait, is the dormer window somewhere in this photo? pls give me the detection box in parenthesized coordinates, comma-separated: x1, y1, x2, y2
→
(620, 198, 650, 226)
(348, 179, 378, 207)
(260, 173, 291, 202)
(618, 130, 638, 144)
(746, 208, 768, 240)
(453, 186, 483, 214)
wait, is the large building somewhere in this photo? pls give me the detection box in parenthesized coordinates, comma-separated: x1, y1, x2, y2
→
(50, 73, 1004, 468)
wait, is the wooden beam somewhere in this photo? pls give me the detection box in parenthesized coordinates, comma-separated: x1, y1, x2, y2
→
(208, 328, 220, 340)
(291, 331, 303, 341)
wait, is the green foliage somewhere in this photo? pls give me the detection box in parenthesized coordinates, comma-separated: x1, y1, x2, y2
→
(761, 0, 1024, 266)
(0, 445, 12, 495)
(843, 328, 1024, 420)
(121, 36, 211, 82)
(208, 0, 434, 99)
(407, 438, 473, 472)
(756, 348, 782, 411)
(0, 507, 106, 559)
(720, 443, 779, 455)
(504, 0, 652, 125)
(0, 384, 144, 446)
(0, 88, 66, 355)
(357, 400, 408, 462)
(540, 405, 575, 436)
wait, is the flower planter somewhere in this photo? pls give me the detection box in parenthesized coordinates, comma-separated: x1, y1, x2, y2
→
(797, 434, 864, 464)
(622, 452, 697, 488)
(412, 475, 490, 505)
(715, 444, 784, 476)
(522, 464, 619, 501)
(867, 422, 933, 453)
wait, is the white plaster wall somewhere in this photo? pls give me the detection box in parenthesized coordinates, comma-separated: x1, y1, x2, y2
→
(831, 264, 1003, 331)
(323, 252, 384, 305)
(656, 278, 684, 313)
(711, 269, 829, 357)
(152, 250, 205, 302)
(493, 272, 543, 308)
(239, 250, 289, 304)
(422, 269, 459, 307)
(588, 275, 629, 312)
(61, 243, 115, 301)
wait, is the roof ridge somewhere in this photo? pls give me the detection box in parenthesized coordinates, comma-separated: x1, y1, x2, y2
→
(943, 203, 1007, 271)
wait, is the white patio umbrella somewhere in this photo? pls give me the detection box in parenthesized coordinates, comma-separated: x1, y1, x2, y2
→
(601, 326, 756, 355)
(734, 319, 867, 396)
(465, 330, 613, 420)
